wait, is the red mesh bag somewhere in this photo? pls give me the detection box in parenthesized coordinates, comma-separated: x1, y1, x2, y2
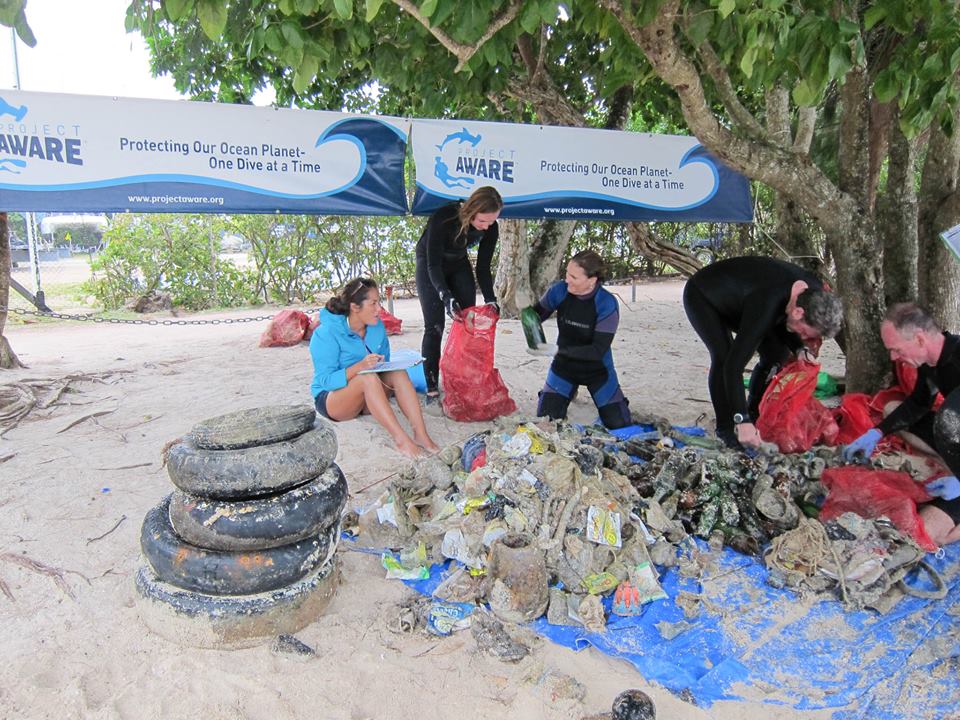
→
(378, 307, 403, 336)
(833, 393, 879, 445)
(440, 304, 517, 422)
(756, 361, 839, 453)
(820, 466, 936, 551)
(259, 309, 311, 347)
(303, 315, 320, 341)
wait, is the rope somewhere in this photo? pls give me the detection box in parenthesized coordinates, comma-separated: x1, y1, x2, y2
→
(764, 517, 831, 578)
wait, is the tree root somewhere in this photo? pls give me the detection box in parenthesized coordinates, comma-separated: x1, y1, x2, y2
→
(0, 552, 80, 601)
(0, 370, 130, 436)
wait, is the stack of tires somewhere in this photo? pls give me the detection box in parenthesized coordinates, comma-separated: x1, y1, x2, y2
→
(134, 405, 347, 648)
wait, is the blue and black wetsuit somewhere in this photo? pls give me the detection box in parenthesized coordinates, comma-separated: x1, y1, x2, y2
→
(415, 202, 497, 393)
(534, 281, 631, 429)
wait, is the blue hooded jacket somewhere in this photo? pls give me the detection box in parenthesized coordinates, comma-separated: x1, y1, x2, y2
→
(309, 308, 390, 397)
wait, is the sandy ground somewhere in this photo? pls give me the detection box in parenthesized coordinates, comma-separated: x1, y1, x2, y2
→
(0, 278, 848, 720)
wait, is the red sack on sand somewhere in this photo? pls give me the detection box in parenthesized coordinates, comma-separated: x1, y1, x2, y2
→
(440, 304, 516, 422)
(259, 309, 311, 347)
(757, 361, 839, 453)
(820, 466, 936, 551)
(303, 316, 320, 341)
(379, 307, 403, 335)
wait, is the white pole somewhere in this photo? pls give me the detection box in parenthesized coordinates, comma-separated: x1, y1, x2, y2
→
(10, 28, 42, 298)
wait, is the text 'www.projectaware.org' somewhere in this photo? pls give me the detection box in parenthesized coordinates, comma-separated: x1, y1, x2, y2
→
(127, 194, 225, 206)
(544, 206, 615, 216)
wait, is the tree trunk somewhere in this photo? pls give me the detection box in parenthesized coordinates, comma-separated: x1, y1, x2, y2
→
(918, 113, 960, 329)
(0, 212, 25, 369)
(493, 218, 531, 316)
(528, 219, 576, 298)
(624, 222, 700, 277)
(773, 196, 822, 273)
(878, 118, 918, 305)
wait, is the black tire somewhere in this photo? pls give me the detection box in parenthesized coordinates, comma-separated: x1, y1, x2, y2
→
(190, 405, 317, 451)
(134, 560, 339, 649)
(141, 496, 339, 596)
(166, 421, 338, 500)
(169, 463, 348, 551)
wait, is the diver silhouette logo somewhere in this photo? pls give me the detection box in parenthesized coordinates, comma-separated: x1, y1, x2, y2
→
(434, 156, 475, 189)
(0, 96, 28, 122)
(435, 127, 481, 152)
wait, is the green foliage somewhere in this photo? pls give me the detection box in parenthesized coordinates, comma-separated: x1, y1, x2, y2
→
(85, 213, 426, 311)
(87, 214, 256, 311)
(0, 0, 36, 46)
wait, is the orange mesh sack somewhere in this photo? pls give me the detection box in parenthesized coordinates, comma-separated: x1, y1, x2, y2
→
(820, 466, 936, 551)
(440, 304, 517, 422)
(259, 309, 311, 347)
(757, 360, 839, 453)
(378, 308, 403, 336)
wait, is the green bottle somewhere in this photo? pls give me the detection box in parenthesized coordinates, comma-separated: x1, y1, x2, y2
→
(520, 306, 546, 350)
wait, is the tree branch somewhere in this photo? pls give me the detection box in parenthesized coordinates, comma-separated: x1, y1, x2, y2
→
(696, 40, 766, 141)
(793, 106, 816, 153)
(389, 0, 523, 72)
(504, 77, 586, 127)
(517, 32, 538, 76)
(597, 0, 857, 239)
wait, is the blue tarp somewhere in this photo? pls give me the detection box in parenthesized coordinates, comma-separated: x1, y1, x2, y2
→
(407, 546, 959, 718)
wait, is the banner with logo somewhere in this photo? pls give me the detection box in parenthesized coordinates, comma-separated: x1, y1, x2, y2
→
(410, 119, 752, 222)
(0, 90, 409, 215)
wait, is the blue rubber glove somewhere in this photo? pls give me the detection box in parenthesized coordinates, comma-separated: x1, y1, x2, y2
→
(841, 428, 882, 464)
(926, 475, 960, 501)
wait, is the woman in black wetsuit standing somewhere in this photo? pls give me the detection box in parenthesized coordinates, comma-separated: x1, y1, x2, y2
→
(415, 186, 502, 400)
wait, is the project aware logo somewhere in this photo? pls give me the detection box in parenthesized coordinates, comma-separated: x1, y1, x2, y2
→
(0, 96, 84, 173)
(432, 126, 516, 189)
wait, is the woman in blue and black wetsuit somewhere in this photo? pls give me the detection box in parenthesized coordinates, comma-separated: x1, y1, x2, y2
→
(415, 186, 502, 401)
(535, 250, 631, 429)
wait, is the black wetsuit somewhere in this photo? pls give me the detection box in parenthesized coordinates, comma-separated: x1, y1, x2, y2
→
(415, 202, 497, 393)
(682, 257, 824, 435)
(534, 281, 630, 429)
(878, 332, 960, 523)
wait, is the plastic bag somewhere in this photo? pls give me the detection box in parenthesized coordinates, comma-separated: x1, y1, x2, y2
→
(258, 309, 311, 347)
(379, 307, 403, 335)
(756, 360, 839, 453)
(820, 466, 936, 551)
(440, 304, 517, 422)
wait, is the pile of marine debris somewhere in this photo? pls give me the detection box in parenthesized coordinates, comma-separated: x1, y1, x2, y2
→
(348, 417, 934, 634)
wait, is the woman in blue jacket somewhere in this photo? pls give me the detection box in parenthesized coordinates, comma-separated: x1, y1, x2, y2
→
(310, 278, 439, 458)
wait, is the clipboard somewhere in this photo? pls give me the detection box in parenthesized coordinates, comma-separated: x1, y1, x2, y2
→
(357, 348, 424, 375)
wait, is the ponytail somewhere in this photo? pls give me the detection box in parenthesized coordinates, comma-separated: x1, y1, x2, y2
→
(325, 277, 377, 315)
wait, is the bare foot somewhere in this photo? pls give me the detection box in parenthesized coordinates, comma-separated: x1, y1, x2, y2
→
(394, 436, 425, 459)
(415, 434, 441, 454)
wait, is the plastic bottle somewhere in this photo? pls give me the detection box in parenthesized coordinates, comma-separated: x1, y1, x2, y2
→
(520, 306, 546, 349)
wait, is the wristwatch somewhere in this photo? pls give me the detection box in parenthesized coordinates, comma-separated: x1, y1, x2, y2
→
(733, 413, 748, 425)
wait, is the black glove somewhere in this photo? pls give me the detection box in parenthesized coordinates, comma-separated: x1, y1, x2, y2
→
(444, 295, 462, 320)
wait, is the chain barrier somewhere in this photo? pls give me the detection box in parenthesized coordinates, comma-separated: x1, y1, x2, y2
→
(1, 305, 323, 327)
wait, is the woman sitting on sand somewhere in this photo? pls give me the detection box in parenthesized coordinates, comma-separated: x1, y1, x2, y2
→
(309, 277, 440, 458)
